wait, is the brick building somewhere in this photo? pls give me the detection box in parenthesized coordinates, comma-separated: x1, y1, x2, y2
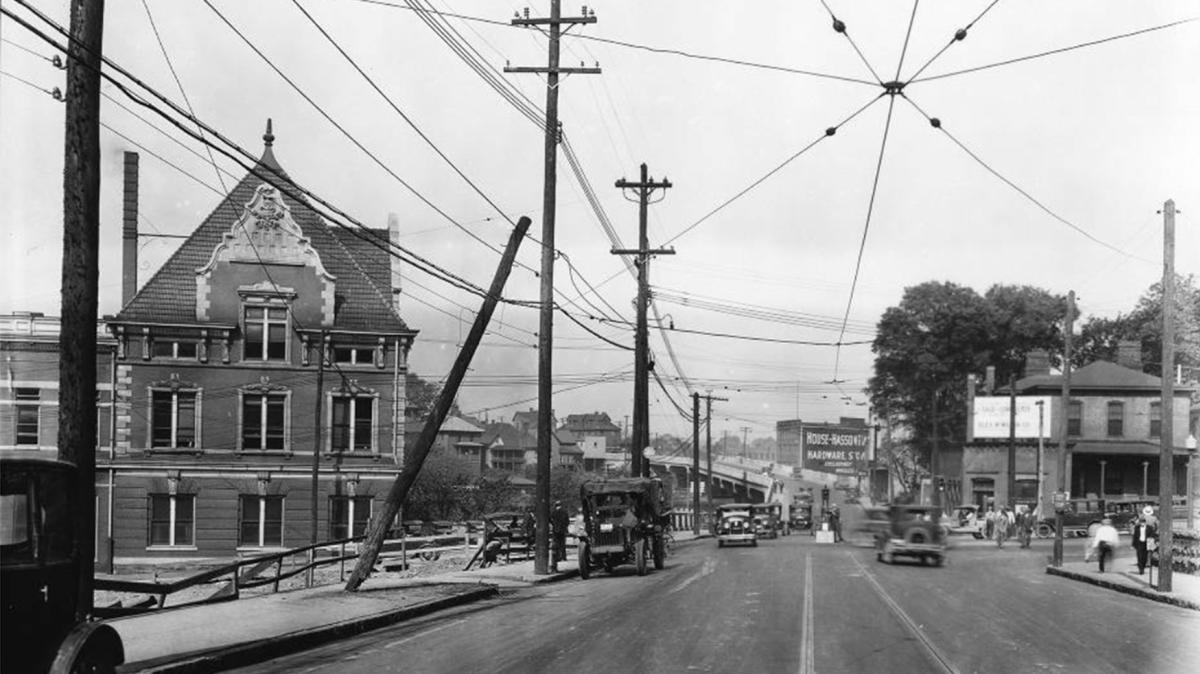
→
(100, 128, 417, 561)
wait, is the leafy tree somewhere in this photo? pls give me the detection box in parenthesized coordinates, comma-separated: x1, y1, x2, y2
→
(405, 450, 478, 520)
(404, 372, 462, 422)
(868, 281, 1068, 474)
(1075, 275, 1200, 379)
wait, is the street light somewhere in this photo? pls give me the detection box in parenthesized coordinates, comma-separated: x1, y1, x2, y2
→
(1187, 434, 1197, 531)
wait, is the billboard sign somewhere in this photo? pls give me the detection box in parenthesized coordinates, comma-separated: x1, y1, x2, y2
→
(973, 396, 1053, 439)
(801, 427, 869, 475)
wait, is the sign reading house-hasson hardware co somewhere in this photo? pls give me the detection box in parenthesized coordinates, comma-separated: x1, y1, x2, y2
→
(802, 427, 869, 475)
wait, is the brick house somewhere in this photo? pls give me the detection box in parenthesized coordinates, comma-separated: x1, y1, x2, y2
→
(101, 128, 417, 561)
(961, 346, 1193, 513)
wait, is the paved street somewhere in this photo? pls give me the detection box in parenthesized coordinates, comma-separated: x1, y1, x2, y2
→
(230, 532, 1200, 674)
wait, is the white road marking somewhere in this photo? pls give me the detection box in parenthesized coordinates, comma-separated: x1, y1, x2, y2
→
(383, 619, 467, 649)
(798, 553, 815, 674)
(667, 556, 717, 594)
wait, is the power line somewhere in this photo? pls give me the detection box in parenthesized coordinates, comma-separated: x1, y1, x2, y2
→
(903, 0, 1003, 84)
(893, 0, 921, 82)
(900, 94, 1156, 265)
(662, 92, 884, 247)
(910, 16, 1198, 84)
(817, 0, 884, 84)
(834, 94, 897, 379)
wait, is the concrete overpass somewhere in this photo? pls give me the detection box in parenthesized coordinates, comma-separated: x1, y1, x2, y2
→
(648, 453, 790, 505)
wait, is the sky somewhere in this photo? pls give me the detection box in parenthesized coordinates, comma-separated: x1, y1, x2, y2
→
(2, 0, 1198, 446)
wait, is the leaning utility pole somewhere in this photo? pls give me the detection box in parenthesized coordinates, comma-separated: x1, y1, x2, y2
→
(1158, 199, 1177, 592)
(1052, 290, 1074, 568)
(345, 218, 531, 591)
(505, 1, 598, 575)
(612, 163, 674, 477)
(59, 0, 105, 621)
(692, 393, 701, 535)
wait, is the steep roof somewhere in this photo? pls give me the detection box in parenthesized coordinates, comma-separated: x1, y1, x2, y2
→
(440, 415, 484, 435)
(480, 422, 534, 449)
(115, 125, 410, 334)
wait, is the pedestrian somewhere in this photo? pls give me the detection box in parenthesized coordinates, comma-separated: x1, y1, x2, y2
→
(1130, 515, 1158, 575)
(985, 504, 997, 540)
(994, 507, 1010, 548)
(829, 505, 842, 542)
(821, 485, 830, 510)
(550, 500, 569, 571)
(480, 535, 503, 568)
(1086, 517, 1120, 572)
(1141, 505, 1159, 529)
(1016, 506, 1034, 549)
(522, 508, 535, 543)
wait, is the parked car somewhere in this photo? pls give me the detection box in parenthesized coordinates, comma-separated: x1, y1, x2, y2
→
(875, 504, 947, 566)
(2, 452, 125, 673)
(716, 504, 758, 548)
(948, 505, 986, 539)
(751, 502, 786, 538)
(577, 477, 671, 578)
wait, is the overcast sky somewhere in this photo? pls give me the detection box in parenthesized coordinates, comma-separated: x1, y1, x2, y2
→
(2, 1, 1197, 444)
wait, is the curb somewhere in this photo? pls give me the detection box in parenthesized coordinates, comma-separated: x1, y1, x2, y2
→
(1045, 566, 1200, 612)
(121, 585, 500, 673)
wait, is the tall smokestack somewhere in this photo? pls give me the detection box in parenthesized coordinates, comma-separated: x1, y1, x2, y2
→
(121, 151, 139, 306)
(388, 212, 402, 308)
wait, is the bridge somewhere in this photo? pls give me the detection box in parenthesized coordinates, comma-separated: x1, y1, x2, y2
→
(648, 453, 806, 505)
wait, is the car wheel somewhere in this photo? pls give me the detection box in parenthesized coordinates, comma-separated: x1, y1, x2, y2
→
(578, 541, 590, 580)
(751, 539, 758, 547)
(635, 537, 648, 576)
(653, 536, 665, 570)
(1036, 522, 1054, 539)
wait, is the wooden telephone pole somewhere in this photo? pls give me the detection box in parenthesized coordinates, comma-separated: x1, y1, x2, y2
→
(697, 392, 727, 519)
(1158, 199, 1177, 592)
(1052, 290, 1074, 568)
(692, 393, 701, 535)
(505, 1, 598, 575)
(612, 163, 674, 477)
(59, 0, 106, 621)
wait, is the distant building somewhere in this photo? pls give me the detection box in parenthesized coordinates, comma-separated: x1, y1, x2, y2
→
(775, 417, 869, 474)
(961, 345, 1193, 512)
(561, 411, 622, 449)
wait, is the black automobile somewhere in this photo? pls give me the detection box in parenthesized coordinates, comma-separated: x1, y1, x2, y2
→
(577, 477, 671, 578)
(2, 452, 124, 672)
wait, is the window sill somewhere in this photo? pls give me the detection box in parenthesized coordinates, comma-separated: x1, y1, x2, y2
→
(237, 450, 294, 458)
(146, 448, 204, 456)
(235, 546, 287, 554)
(145, 545, 198, 551)
(323, 451, 380, 461)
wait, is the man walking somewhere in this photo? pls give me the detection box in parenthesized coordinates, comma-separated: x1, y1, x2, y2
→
(550, 500, 569, 572)
(1087, 518, 1120, 572)
(1130, 516, 1158, 575)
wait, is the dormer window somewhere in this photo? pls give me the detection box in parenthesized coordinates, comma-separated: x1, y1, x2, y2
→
(243, 305, 288, 362)
(152, 340, 198, 360)
(333, 346, 375, 366)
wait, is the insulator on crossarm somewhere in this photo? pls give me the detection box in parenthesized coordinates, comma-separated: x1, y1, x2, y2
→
(930, 118, 942, 128)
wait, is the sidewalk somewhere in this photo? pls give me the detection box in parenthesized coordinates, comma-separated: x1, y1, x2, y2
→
(113, 532, 702, 673)
(1046, 558, 1200, 612)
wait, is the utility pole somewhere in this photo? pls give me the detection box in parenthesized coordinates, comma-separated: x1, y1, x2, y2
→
(1158, 199, 1177, 592)
(1007, 373, 1017, 510)
(741, 426, 750, 460)
(1053, 290, 1074, 567)
(346, 219, 531, 591)
(612, 163, 674, 477)
(308, 332, 326, 587)
(505, 2, 598, 575)
(692, 393, 701, 535)
(59, 0, 105, 622)
(698, 392, 727, 520)
(1035, 399, 1045, 519)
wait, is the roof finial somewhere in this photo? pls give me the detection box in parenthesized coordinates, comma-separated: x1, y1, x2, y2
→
(263, 118, 275, 147)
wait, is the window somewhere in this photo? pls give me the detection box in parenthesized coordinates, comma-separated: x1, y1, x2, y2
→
(329, 496, 372, 540)
(152, 340, 198, 360)
(1149, 401, 1162, 438)
(242, 393, 287, 451)
(1107, 401, 1124, 437)
(331, 395, 373, 452)
(151, 389, 197, 448)
(333, 347, 375, 366)
(148, 494, 195, 547)
(1067, 400, 1082, 437)
(14, 388, 39, 445)
(239, 495, 284, 547)
(244, 306, 288, 361)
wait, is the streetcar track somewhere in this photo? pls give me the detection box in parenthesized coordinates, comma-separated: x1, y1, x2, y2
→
(798, 552, 815, 674)
(849, 552, 960, 674)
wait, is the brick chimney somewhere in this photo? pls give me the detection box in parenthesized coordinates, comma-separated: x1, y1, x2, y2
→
(121, 152, 139, 306)
(1117, 340, 1142, 370)
(387, 212, 403, 309)
(1023, 350, 1051, 378)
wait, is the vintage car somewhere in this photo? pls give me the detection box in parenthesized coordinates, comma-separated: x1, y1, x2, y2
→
(751, 502, 786, 538)
(716, 503, 758, 548)
(948, 505, 986, 539)
(875, 504, 947, 566)
(2, 452, 125, 673)
(789, 502, 813, 532)
(851, 505, 891, 543)
(577, 477, 670, 578)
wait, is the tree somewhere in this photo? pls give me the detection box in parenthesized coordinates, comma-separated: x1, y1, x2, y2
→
(868, 281, 1068, 472)
(404, 372, 462, 422)
(405, 450, 478, 520)
(1075, 275, 1200, 379)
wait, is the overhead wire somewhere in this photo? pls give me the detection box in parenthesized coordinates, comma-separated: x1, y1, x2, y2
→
(833, 94, 897, 379)
(903, 0, 1002, 84)
(817, 0, 884, 84)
